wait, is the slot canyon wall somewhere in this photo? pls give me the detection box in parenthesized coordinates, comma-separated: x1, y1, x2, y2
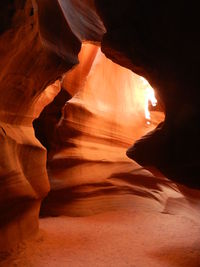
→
(0, 0, 104, 250)
(0, 0, 200, 252)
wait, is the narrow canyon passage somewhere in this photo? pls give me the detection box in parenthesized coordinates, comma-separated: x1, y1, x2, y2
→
(3, 110, 200, 267)
(1, 1, 200, 267)
(2, 44, 200, 267)
(35, 43, 165, 217)
(2, 122, 200, 267)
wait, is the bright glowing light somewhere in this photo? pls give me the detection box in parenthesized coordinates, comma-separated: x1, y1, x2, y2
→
(140, 77, 157, 124)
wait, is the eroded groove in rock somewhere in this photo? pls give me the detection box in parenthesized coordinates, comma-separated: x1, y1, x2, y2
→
(40, 43, 164, 217)
(0, 0, 82, 250)
(33, 87, 72, 150)
(1, 0, 200, 261)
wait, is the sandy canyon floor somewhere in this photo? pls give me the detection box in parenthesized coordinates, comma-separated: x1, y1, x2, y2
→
(1, 112, 200, 267)
(2, 161, 200, 267)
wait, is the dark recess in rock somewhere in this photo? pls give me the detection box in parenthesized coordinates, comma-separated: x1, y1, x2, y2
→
(95, 0, 200, 188)
(33, 88, 72, 150)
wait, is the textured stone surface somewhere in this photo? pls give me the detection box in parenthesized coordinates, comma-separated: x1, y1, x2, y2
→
(1, 0, 200, 259)
(39, 43, 164, 216)
(0, 0, 104, 250)
(0, 0, 79, 250)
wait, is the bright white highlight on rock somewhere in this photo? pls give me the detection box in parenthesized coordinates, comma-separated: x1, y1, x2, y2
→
(140, 77, 157, 123)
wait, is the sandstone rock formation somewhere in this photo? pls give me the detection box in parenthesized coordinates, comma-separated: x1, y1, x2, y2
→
(0, 0, 77, 250)
(0, 0, 104, 250)
(1, 0, 200, 258)
(38, 43, 164, 216)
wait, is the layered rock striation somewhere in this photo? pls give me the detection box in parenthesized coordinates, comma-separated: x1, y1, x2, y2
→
(0, 0, 104, 250)
(1, 0, 200, 254)
(38, 43, 164, 216)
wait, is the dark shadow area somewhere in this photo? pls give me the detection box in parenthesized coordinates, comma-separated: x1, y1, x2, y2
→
(33, 88, 71, 150)
(126, 117, 200, 189)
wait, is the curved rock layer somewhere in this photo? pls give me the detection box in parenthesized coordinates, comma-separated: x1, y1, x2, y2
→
(7, 42, 200, 267)
(1, 0, 200, 257)
(0, 1, 74, 250)
(0, 0, 104, 250)
(40, 43, 164, 216)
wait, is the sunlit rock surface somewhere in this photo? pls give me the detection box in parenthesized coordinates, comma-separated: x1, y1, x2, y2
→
(1, 2, 200, 266)
(4, 43, 200, 266)
(40, 44, 164, 216)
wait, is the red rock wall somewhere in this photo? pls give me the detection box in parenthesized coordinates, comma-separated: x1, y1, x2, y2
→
(0, 0, 105, 251)
(0, 0, 81, 250)
(1, 0, 200, 253)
